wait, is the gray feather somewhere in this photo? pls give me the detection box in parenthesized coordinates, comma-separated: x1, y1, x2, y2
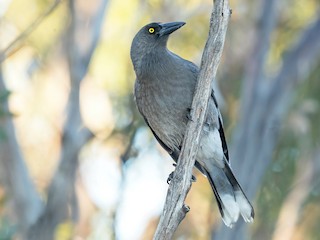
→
(131, 22, 254, 227)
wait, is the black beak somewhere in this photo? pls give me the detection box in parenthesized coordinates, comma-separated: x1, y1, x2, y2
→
(158, 22, 186, 37)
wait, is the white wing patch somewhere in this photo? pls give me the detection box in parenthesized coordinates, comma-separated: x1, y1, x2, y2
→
(197, 128, 224, 168)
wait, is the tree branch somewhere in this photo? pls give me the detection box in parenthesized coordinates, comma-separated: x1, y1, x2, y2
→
(244, 14, 320, 196)
(235, 0, 279, 150)
(214, 12, 320, 240)
(26, 0, 108, 239)
(0, 0, 62, 63)
(0, 70, 42, 235)
(153, 1, 231, 239)
(240, 0, 279, 109)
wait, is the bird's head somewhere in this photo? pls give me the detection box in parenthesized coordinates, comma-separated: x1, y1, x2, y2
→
(130, 22, 185, 73)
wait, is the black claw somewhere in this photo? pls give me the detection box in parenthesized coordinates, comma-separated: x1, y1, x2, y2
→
(186, 108, 193, 121)
(167, 171, 174, 184)
(168, 163, 196, 184)
(191, 175, 197, 182)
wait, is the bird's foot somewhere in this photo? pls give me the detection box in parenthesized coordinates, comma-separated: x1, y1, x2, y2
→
(167, 171, 174, 184)
(167, 163, 197, 184)
(186, 108, 193, 121)
(191, 175, 197, 182)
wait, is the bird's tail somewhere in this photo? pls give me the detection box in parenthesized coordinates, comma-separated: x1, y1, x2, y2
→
(203, 160, 254, 227)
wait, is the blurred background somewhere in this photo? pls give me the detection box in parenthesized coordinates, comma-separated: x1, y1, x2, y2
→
(0, 0, 320, 239)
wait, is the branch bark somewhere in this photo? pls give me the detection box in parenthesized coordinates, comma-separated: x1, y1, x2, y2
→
(153, 1, 231, 239)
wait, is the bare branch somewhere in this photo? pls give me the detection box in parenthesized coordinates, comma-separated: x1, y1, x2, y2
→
(153, 0, 231, 239)
(0, 0, 64, 236)
(27, 0, 108, 238)
(245, 15, 320, 194)
(0, 0, 62, 63)
(231, 0, 280, 182)
(0, 70, 42, 235)
(215, 12, 320, 240)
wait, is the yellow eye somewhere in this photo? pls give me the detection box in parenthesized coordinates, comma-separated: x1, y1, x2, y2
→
(148, 27, 155, 34)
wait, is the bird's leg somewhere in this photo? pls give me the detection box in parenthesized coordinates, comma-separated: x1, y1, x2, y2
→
(186, 107, 193, 121)
(167, 163, 197, 184)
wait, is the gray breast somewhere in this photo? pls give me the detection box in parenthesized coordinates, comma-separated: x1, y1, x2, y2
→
(134, 52, 196, 150)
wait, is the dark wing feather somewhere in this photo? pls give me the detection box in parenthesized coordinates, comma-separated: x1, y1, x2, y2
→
(142, 116, 206, 175)
(141, 116, 180, 159)
(211, 90, 229, 162)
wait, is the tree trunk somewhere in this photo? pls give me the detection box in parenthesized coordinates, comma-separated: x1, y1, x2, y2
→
(26, 0, 109, 239)
(213, 6, 320, 240)
(0, 70, 42, 235)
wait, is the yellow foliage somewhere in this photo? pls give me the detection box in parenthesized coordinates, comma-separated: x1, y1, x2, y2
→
(54, 221, 74, 240)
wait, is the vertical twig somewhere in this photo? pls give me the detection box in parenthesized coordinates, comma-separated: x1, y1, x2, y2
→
(153, 0, 231, 239)
(0, 0, 63, 63)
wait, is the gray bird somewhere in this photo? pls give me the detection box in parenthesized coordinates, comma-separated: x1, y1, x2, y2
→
(130, 22, 254, 227)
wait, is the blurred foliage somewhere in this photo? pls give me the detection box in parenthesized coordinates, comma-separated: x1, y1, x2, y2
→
(0, 0, 319, 239)
(268, 0, 318, 72)
(0, 89, 11, 119)
(0, 217, 15, 240)
(54, 221, 74, 240)
(253, 42, 320, 240)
